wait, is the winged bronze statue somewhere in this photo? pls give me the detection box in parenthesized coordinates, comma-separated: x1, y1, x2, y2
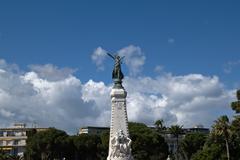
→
(107, 53, 125, 81)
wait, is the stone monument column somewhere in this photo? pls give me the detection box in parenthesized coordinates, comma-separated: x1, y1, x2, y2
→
(107, 53, 133, 160)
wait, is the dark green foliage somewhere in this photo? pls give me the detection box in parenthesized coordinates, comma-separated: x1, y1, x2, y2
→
(25, 123, 169, 160)
(154, 119, 166, 132)
(168, 125, 183, 160)
(191, 116, 230, 160)
(229, 116, 240, 159)
(180, 92, 240, 160)
(23, 118, 240, 160)
(71, 134, 102, 160)
(231, 89, 240, 113)
(192, 115, 240, 160)
(180, 133, 207, 159)
(25, 128, 106, 160)
(98, 131, 109, 159)
(191, 130, 229, 160)
(129, 122, 169, 160)
(192, 143, 227, 160)
(25, 128, 70, 160)
(169, 125, 183, 137)
(237, 89, 240, 100)
(0, 154, 23, 160)
(231, 101, 240, 113)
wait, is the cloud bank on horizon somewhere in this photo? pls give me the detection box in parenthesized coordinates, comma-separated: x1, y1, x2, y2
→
(0, 45, 236, 133)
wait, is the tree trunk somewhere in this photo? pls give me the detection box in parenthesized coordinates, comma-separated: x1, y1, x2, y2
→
(176, 135, 179, 160)
(225, 139, 230, 160)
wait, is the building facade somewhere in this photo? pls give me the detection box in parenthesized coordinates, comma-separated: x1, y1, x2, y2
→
(79, 126, 109, 135)
(0, 123, 48, 157)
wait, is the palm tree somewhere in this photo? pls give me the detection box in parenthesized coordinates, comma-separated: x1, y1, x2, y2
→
(231, 89, 240, 113)
(154, 119, 166, 132)
(212, 115, 231, 160)
(169, 125, 183, 160)
(231, 115, 240, 134)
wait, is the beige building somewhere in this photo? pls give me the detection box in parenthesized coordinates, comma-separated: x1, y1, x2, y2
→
(79, 126, 109, 135)
(0, 123, 48, 157)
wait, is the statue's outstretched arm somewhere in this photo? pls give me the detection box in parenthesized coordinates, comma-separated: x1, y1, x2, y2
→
(107, 53, 115, 60)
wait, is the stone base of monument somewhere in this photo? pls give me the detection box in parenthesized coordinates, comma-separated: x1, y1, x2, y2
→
(107, 87, 133, 160)
(108, 156, 133, 160)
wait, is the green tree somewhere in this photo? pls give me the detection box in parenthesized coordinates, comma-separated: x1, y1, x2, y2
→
(98, 131, 109, 159)
(192, 92, 240, 160)
(192, 116, 232, 160)
(180, 132, 207, 160)
(155, 119, 166, 132)
(212, 115, 231, 160)
(229, 89, 240, 159)
(169, 125, 183, 160)
(0, 154, 23, 160)
(129, 122, 169, 160)
(229, 115, 240, 159)
(24, 123, 171, 160)
(71, 134, 102, 160)
(25, 128, 70, 160)
(191, 143, 226, 160)
(231, 89, 240, 113)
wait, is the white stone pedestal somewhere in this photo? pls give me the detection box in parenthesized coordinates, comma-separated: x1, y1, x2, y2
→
(107, 87, 133, 160)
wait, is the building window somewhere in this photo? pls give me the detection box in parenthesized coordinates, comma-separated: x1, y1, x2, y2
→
(14, 140, 19, 145)
(7, 131, 14, 136)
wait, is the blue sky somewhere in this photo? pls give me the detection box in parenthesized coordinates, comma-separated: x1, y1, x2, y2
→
(0, 1, 239, 132)
(0, 0, 239, 86)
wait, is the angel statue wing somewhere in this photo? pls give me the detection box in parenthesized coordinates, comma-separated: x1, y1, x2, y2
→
(107, 53, 115, 59)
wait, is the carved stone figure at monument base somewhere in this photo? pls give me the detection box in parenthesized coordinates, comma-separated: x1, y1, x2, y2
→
(110, 130, 132, 158)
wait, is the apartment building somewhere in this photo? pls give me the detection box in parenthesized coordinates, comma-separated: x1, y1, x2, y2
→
(0, 123, 48, 156)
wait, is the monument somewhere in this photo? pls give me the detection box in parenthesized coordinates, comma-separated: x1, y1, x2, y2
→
(107, 53, 133, 160)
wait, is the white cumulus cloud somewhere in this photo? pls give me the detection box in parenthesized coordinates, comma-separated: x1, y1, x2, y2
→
(0, 59, 235, 134)
(91, 47, 108, 71)
(0, 62, 110, 133)
(118, 45, 145, 76)
(28, 64, 76, 81)
(123, 74, 235, 127)
(91, 45, 145, 76)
